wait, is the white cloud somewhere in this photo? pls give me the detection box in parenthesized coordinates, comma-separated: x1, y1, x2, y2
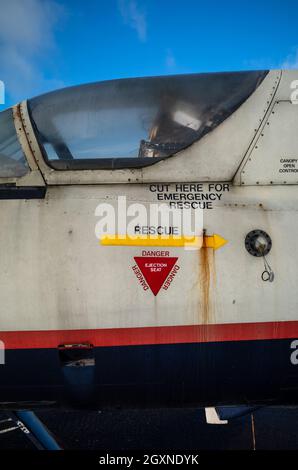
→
(281, 47, 298, 69)
(243, 50, 298, 71)
(118, 0, 147, 42)
(0, 0, 65, 104)
(165, 49, 176, 70)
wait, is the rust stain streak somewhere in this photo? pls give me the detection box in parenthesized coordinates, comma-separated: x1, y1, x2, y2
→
(199, 247, 211, 325)
(197, 247, 217, 342)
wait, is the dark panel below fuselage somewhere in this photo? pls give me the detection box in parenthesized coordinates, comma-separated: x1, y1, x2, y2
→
(0, 338, 297, 409)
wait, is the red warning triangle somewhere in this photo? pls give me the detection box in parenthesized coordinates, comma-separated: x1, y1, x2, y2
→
(134, 257, 178, 296)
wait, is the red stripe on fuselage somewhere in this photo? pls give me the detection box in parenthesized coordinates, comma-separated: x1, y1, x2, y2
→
(0, 321, 298, 349)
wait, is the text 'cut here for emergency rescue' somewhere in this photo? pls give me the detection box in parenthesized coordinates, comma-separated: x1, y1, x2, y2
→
(149, 183, 230, 209)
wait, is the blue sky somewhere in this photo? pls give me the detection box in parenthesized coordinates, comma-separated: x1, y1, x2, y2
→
(0, 0, 298, 108)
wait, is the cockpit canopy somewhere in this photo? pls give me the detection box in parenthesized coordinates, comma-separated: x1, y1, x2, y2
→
(0, 71, 268, 177)
(26, 71, 267, 170)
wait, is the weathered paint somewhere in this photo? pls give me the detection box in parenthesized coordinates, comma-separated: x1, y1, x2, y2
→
(0, 69, 297, 408)
(0, 183, 297, 334)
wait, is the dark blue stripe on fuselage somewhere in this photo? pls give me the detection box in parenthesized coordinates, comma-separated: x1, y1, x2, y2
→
(0, 338, 297, 409)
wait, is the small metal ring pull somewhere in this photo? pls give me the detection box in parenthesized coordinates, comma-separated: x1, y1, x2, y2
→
(261, 253, 274, 282)
(261, 270, 274, 282)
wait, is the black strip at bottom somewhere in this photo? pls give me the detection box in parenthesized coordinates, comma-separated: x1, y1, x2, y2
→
(0, 337, 298, 409)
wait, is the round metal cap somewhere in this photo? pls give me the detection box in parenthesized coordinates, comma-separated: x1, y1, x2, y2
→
(245, 230, 272, 257)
